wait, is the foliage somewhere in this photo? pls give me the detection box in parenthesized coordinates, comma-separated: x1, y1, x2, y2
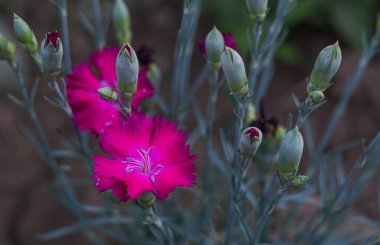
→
(1, 0, 380, 244)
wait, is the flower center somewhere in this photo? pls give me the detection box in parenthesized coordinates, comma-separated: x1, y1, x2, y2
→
(123, 147, 163, 181)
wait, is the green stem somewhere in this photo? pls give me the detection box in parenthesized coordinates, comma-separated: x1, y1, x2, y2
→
(10, 61, 102, 244)
(251, 186, 288, 244)
(48, 78, 72, 116)
(199, 67, 219, 232)
(147, 204, 175, 245)
(225, 95, 249, 244)
(249, 22, 262, 92)
(91, 0, 105, 49)
(55, 0, 72, 74)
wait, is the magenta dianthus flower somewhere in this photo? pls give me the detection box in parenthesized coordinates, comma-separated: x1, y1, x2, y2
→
(66, 48, 154, 135)
(198, 32, 238, 56)
(93, 114, 197, 201)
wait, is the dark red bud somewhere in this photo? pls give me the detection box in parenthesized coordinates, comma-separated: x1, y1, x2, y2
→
(246, 127, 260, 139)
(46, 31, 61, 48)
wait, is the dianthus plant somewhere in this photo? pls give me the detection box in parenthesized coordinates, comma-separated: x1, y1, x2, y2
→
(2, 0, 380, 244)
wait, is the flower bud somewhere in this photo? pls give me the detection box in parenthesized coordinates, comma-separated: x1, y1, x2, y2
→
(0, 33, 16, 64)
(98, 87, 118, 101)
(40, 32, 63, 77)
(246, 0, 268, 22)
(137, 191, 156, 209)
(113, 0, 132, 45)
(291, 175, 309, 189)
(308, 90, 325, 104)
(205, 27, 225, 68)
(308, 42, 342, 93)
(116, 43, 139, 97)
(147, 63, 162, 89)
(102, 190, 132, 205)
(239, 127, 263, 157)
(13, 14, 38, 54)
(221, 47, 248, 95)
(254, 126, 285, 171)
(278, 126, 304, 180)
(245, 103, 257, 124)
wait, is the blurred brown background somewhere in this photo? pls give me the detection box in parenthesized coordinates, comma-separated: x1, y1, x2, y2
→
(0, 0, 379, 244)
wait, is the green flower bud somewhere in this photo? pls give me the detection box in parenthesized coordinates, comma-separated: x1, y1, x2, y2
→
(238, 127, 263, 157)
(205, 26, 224, 68)
(254, 126, 285, 171)
(113, 0, 132, 45)
(0, 33, 16, 64)
(278, 126, 304, 180)
(40, 32, 63, 78)
(291, 175, 309, 189)
(245, 103, 257, 124)
(137, 191, 156, 209)
(308, 90, 325, 104)
(246, 0, 268, 22)
(13, 14, 38, 54)
(147, 63, 162, 89)
(102, 190, 132, 205)
(221, 47, 248, 95)
(116, 43, 139, 97)
(308, 41, 342, 93)
(98, 87, 118, 101)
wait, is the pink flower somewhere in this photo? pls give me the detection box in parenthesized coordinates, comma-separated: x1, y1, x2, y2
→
(66, 47, 154, 135)
(93, 114, 196, 201)
(198, 32, 238, 56)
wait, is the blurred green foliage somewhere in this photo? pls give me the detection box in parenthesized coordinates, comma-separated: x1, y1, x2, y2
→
(286, 0, 379, 46)
(203, 0, 380, 64)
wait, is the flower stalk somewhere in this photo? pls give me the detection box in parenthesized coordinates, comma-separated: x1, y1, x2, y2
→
(145, 204, 175, 245)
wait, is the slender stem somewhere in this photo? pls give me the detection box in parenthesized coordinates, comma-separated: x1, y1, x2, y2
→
(204, 68, 219, 188)
(306, 153, 367, 241)
(251, 186, 287, 244)
(171, 0, 202, 123)
(316, 58, 369, 155)
(10, 62, 102, 244)
(225, 96, 249, 244)
(46, 78, 96, 173)
(46, 76, 120, 223)
(92, 0, 105, 49)
(309, 35, 379, 175)
(198, 67, 219, 233)
(48, 79, 72, 116)
(55, 0, 72, 74)
(30, 52, 42, 68)
(13, 63, 50, 150)
(190, 66, 208, 94)
(147, 204, 175, 245)
(117, 97, 131, 118)
(154, 93, 170, 115)
(248, 22, 262, 92)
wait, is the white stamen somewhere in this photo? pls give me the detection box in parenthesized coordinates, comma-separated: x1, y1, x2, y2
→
(122, 147, 163, 184)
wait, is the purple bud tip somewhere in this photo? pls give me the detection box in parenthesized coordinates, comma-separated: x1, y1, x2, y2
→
(46, 31, 61, 48)
(222, 32, 238, 51)
(136, 45, 154, 66)
(198, 32, 238, 56)
(246, 128, 260, 139)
